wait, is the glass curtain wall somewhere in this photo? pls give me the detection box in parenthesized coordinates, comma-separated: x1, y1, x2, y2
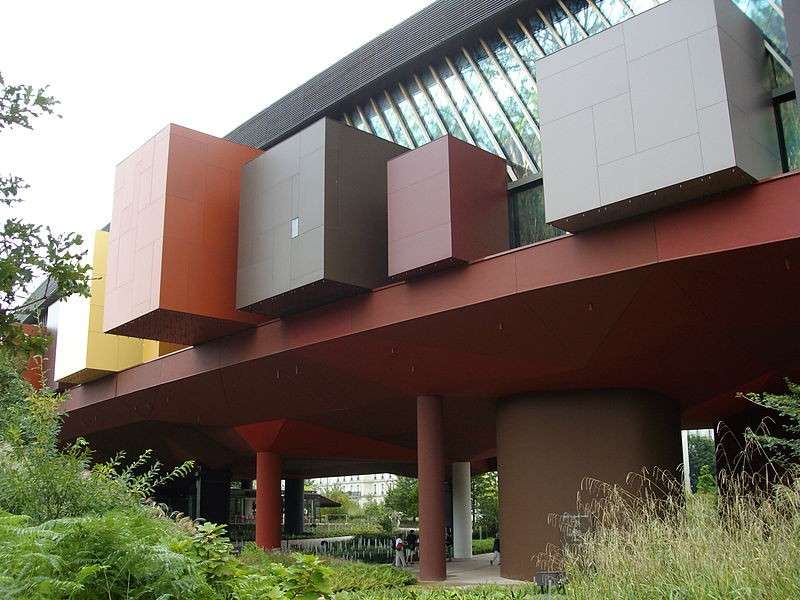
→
(336, 0, 792, 247)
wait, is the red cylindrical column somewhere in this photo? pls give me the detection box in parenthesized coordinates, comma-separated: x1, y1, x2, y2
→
(417, 395, 447, 581)
(256, 451, 282, 550)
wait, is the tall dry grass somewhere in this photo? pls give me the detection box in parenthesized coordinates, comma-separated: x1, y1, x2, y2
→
(551, 432, 800, 599)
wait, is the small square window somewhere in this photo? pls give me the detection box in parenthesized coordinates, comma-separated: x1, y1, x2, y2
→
(290, 217, 299, 238)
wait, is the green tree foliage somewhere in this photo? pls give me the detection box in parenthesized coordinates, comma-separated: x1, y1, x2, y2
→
(687, 433, 716, 492)
(743, 380, 800, 467)
(472, 471, 498, 537)
(320, 487, 362, 518)
(0, 72, 90, 357)
(384, 477, 418, 521)
(695, 465, 718, 495)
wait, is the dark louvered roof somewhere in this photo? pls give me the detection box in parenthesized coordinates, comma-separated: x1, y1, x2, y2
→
(225, 0, 533, 149)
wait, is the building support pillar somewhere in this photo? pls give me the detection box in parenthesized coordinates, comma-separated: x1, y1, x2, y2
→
(256, 451, 282, 550)
(196, 468, 231, 525)
(284, 478, 305, 536)
(496, 390, 681, 581)
(452, 461, 472, 559)
(417, 395, 447, 581)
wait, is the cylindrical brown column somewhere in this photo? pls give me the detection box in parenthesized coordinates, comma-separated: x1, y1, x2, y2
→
(496, 390, 681, 581)
(255, 451, 282, 550)
(284, 478, 305, 536)
(417, 395, 447, 581)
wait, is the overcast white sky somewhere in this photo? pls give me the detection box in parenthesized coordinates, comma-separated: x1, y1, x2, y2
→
(1, 0, 435, 242)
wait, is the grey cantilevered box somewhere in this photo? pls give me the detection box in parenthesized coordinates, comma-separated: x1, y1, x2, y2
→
(538, 0, 781, 232)
(236, 118, 407, 316)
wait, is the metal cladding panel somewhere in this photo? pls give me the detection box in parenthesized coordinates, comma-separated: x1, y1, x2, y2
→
(237, 118, 406, 316)
(224, 0, 531, 150)
(103, 125, 264, 345)
(539, 0, 780, 232)
(387, 136, 508, 279)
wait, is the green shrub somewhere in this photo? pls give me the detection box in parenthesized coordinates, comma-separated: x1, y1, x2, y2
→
(471, 538, 494, 555)
(239, 544, 415, 592)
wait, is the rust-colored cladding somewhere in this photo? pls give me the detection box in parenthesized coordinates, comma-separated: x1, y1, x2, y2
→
(387, 136, 508, 279)
(103, 124, 263, 345)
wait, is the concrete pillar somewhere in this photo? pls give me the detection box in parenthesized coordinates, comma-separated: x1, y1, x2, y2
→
(452, 461, 472, 559)
(256, 451, 282, 549)
(284, 478, 305, 536)
(196, 468, 231, 525)
(417, 395, 447, 581)
(496, 390, 681, 581)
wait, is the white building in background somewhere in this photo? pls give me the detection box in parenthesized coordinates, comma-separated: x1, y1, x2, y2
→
(309, 473, 397, 506)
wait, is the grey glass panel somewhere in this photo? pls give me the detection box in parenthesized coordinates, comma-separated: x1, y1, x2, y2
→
(732, 0, 788, 55)
(406, 78, 447, 140)
(563, 0, 608, 35)
(526, 14, 563, 54)
(377, 93, 413, 148)
(490, 33, 540, 122)
(769, 55, 794, 93)
(434, 60, 497, 153)
(350, 109, 371, 133)
(594, 0, 634, 25)
(456, 51, 531, 170)
(363, 102, 393, 141)
(504, 25, 542, 75)
(779, 99, 800, 172)
(472, 44, 541, 169)
(391, 87, 430, 146)
(509, 183, 564, 248)
(547, 4, 584, 45)
(420, 70, 471, 142)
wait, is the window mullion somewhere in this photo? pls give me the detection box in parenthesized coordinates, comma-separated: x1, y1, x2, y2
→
(479, 37, 541, 136)
(556, 0, 589, 38)
(536, 9, 567, 48)
(442, 56, 518, 180)
(369, 97, 396, 143)
(383, 89, 417, 147)
(399, 80, 437, 142)
(516, 18, 548, 57)
(585, 0, 613, 27)
(356, 106, 375, 135)
(426, 65, 478, 146)
(464, 46, 538, 171)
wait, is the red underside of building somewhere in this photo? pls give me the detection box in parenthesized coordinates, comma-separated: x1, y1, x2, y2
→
(63, 172, 800, 475)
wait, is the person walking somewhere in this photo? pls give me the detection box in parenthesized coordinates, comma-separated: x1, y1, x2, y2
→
(490, 534, 501, 566)
(405, 530, 418, 564)
(394, 534, 407, 567)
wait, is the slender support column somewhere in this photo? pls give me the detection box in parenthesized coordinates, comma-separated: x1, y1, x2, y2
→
(452, 461, 473, 559)
(255, 451, 282, 549)
(417, 395, 447, 581)
(284, 478, 305, 536)
(196, 468, 231, 525)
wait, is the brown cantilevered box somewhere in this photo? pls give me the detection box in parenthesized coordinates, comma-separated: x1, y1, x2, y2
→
(387, 135, 509, 280)
(103, 124, 264, 345)
(236, 118, 407, 317)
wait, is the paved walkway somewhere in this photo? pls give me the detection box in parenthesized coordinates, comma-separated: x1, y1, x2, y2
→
(407, 553, 525, 586)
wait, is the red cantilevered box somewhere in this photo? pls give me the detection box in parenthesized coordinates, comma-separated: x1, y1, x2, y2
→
(103, 124, 264, 345)
(387, 135, 509, 280)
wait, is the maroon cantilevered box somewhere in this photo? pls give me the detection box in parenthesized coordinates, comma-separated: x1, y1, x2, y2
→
(387, 135, 508, 280)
